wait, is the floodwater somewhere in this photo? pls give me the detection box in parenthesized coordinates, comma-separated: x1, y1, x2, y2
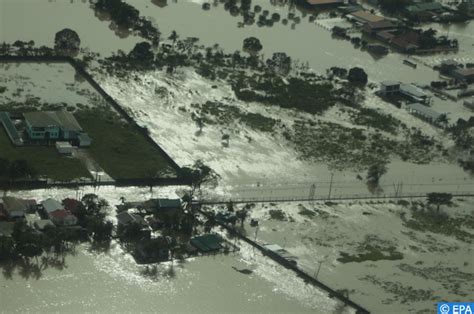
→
(1, 1, 473, 312)
(0, 0, 140, 55)
(1, 186, 343, 313)
(0, 62, 102, 106)
(1, 245, 323, 313)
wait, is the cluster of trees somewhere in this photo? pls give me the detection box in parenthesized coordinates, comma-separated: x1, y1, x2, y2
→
(54, 28, 81, 55)
(93, 0, 160, 44)
(0, 159, 36, 181)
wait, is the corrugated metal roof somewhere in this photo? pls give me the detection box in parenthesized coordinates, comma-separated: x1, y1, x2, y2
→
(23, 111, 83, 131)
(400, 84, 428, 98)
(41, 198, 63, 213)
(407, 103, 441, 120)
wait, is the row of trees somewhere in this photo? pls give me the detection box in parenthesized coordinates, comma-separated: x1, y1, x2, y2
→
(93, 0, 160, 45)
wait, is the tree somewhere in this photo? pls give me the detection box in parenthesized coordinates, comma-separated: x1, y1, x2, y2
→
(0, 236, 15, 260)
(236, 209, 248, 227)
(128, 41, 154, 64)
(168, 30, 179, 44)
(178, 160, 220, 200)
(243, 37, 263, 54)
(436, 114, 449, 128)
(54, 28, 81, 55)
(366, 163, 387, 188)
(266, 52, 291, 75)
(427, 192, 453, 214)
(348, 67, 368, 85)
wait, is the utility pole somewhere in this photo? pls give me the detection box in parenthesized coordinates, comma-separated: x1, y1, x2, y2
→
(309, 183, 316, 200)
(314, 261, 323, 280)
(328, 173, 334, 200)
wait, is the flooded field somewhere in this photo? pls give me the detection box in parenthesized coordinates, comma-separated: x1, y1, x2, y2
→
(0, 62, 103, 106)
(223, 197, 474, 313)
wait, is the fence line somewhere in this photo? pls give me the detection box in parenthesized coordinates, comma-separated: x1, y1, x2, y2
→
(199, 191, 474, 205)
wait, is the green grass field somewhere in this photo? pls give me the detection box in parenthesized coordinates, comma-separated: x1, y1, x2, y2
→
(0, 127, 91, 181)
(75, 108, 177, 179)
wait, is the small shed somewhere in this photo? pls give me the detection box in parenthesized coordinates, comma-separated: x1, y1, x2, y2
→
(190, 234, 224, 253)
(56, 141, 74, 155)
(78, 133, 92, 147)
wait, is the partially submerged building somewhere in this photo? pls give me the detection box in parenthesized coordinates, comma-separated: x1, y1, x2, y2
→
(406, 102, 441, 124)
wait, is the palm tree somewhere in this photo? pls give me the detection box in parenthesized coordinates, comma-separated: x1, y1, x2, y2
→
(168, 30, 179, 45)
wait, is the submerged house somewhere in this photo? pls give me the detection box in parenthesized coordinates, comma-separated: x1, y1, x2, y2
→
(41, 198, 77, 226)
(1, 196, 36, 219)
(23, 110, 91, 146)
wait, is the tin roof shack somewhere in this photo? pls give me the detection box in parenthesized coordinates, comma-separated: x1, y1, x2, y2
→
(406, 103, 442, 124)
(142, 198, 184, 228)
(190, 234, 224, 253)
(405, 2, 445, 22)
(363, 20, 397, 36)
(451, 68, 474, 84)
(347, 10, 385, 25)
(2, 196, 36, 219)
(400, 84, 431, 104)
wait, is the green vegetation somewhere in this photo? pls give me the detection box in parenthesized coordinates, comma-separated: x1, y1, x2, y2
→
(298, 207, 316, 218)
(401, 205, 474, 243)
(192, 101, 279, 133)
(350, 108, 401, 134)
(337, 235, 404, 263)
(0, 127, 90, 181)
(361, 275, 435, 304)
(75, 108, 176, 179)
(233, 75, 337, 114)
(268, 209, 286, 221)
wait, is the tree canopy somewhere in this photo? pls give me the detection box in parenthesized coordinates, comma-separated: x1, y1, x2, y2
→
(54, 28, 81, 55)
(243, 37, 263, 54)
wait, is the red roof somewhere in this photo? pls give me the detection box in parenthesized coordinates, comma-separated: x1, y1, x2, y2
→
(49, 209, 74, 219)
(62, 198, 82, 212)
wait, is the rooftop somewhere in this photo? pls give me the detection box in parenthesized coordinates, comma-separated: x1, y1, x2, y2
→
(348, 10, 385, 23)
(23, 111, 83, 131)
(190, 234, 223, 253)
(407, 103, 441, 120)
(401, 84, 428, 98)
(41, 198, 64, 213)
